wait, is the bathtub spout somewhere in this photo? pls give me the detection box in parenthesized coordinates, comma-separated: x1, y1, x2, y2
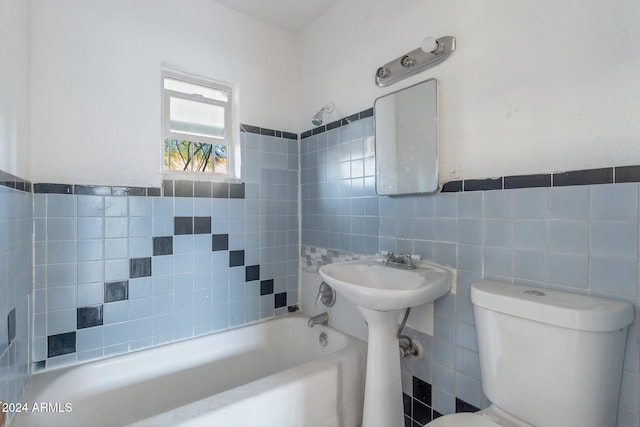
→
(308, 312, 329, 327)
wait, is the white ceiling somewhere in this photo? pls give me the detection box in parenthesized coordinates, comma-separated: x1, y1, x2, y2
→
(213, 0, 340, 33)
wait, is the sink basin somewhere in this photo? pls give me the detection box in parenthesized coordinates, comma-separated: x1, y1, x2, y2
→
(318, 259, 451, 311)
(318, 258, 452, 427)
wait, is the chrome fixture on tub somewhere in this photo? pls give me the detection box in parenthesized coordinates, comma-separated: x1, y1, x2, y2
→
(315, 281, 336, 307)
(311, 102, 334, 126)
(382, 251, 417, 270)
(308, 312, 329, 327)
(375, 36, 456, 87)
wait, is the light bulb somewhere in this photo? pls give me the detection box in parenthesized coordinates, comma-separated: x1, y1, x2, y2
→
(421, 37, 438, 53)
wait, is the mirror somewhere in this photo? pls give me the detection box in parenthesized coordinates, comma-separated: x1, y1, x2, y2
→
(374, 78, 438, 196)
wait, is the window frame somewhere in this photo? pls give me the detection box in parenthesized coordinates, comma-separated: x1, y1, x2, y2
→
(161, 68, 238, 180)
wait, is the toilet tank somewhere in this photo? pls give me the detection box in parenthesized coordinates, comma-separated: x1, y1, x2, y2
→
(471, 280, 634, 427)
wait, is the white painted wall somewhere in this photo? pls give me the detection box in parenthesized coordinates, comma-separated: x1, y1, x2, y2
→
(30, 0, 301, 187)
(0, 0, 30, 179)
(300, 0, 640, 182)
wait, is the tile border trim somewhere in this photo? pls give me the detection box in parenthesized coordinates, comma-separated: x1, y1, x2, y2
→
(23, 166, 640, 197)
(301, 107, 373, 139)
(0, 169, 32, 193)
(442, 165, 640, 192)
(240, 123, 297, 140)
(33, 183, 162, 197)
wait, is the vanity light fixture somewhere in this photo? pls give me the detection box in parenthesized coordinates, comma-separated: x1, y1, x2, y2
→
(375, 36, 456, 87)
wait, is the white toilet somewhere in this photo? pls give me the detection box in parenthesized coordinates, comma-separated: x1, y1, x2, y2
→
(428, 280, 634, 427)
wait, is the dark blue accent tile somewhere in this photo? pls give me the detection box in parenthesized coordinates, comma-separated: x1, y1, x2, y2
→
(327, 120, 342, 131)
(194, 181, 212, 198)
(229, 250, 245, 267)
(246, 265, 260, 282)
(455, 398, 479, 413)
(342, 113, 359, 124)
(553, 167, 613, 186)
(112, 186, 145, 196)
(7, 308, 16, 345)
(274, 292, 287, 309)
(301, 130, 312, 139)
(33, 360, 46, 371)
(0, 171, 14, 189)
(33, 183, 73, 194)
(194, 217, 212, 234)
(433, 411, 443, 419)
(174, 180, 194, 197)
(153, 236, 173, 256)
(147, 187, 162, 197)
(162, 180, 174, 197)
(260, 279, 274, 295)
(412, 377, 432, 406)
(275, 130, 282, 137)
(403, 393, 412, 418)
(441, 181, 463, 192)
(47, 332, 76, 358)
(212, 182, 229, 198)
(413, 400, 432, 425)
(74, 185, 111, 195)
(174, 217, 193, 235)
(359, 108, 374, 119)
(504, 174, 551, 189)
(615, 165, 640, 183)
(229, 183, 245, 199)
(212, 234, 229, 251)
(130, 186, 147, 196)
(104, 280, 128, 303)
(130, 257, 152, 278)
(312, 126, 326, 135)
(260, 128, 276, 136)
(241, 124, 260, 134)
(77, 305, 103, 329)
(282, 131, 298, 140)
(464, 178, 502, 192)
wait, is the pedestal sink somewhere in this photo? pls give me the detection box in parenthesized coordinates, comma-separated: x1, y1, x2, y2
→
(319, 259, 451, 427)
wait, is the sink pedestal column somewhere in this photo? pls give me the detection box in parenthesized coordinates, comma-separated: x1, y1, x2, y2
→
(357, 306, 404, 427)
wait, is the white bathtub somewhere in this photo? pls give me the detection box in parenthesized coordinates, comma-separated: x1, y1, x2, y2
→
(12, 315, 366, 427)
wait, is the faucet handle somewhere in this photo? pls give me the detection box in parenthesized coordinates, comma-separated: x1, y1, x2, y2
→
(315, 281, 336, 307)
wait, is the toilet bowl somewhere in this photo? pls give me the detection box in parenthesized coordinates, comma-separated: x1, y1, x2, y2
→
(425, 280, 634, 427)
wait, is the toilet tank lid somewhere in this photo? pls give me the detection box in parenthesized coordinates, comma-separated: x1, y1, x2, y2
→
(471, 280, 634, 332)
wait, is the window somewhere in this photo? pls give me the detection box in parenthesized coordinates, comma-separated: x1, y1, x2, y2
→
(162, 70, 236, 178)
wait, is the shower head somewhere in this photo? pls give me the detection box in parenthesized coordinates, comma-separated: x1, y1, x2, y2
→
(311, 102, 334, 126)
(311, 111, 324, 126)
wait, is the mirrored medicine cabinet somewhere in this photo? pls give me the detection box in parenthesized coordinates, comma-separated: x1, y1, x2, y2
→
(374, 78, 438, 196)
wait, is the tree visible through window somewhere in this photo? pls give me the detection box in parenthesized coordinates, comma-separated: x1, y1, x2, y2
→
(162, 70, 234, 176)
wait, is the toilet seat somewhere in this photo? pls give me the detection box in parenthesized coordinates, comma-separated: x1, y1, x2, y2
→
(426, 406, 535, 427)
(426, 413, 498, 427)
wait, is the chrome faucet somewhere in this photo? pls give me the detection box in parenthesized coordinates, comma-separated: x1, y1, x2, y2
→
(308, 312, 329, 327)
(382, 251, 417, 270)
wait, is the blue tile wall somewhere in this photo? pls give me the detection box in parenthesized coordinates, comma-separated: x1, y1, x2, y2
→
(301, 115, 378, 254)
(301, 120, 639, 426)
(34, 130, 299, 368)
(0, 183, 33, 412)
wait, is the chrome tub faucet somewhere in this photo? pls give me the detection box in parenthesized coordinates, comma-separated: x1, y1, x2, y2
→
(308, 312, 329, 327)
